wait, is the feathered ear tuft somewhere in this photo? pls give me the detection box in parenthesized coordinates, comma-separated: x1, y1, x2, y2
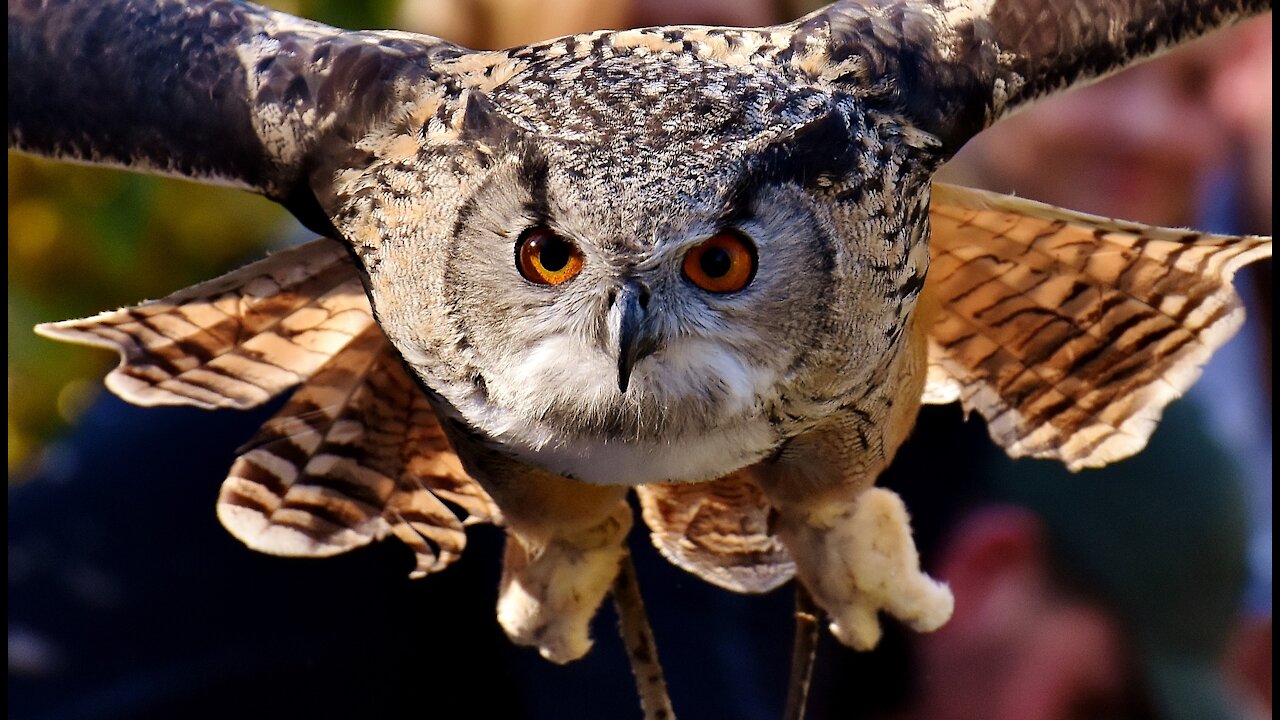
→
(458, 89, 532, 148)
(921, 183, 1271, 470)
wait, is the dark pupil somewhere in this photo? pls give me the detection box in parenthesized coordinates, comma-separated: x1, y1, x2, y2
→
(536, 236, 570, 272)
(699, 247, 733, 278)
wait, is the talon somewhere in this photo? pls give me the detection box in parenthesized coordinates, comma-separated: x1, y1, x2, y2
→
(830, 603, 883, 651)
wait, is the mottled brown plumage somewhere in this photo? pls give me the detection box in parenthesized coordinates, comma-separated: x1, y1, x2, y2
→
(11, 0, 1272, 666)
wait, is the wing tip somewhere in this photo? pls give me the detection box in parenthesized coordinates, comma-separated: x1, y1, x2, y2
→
(34, 317, 119, 347)
(216, 499, 378, 558)
(37, 318, 237, 410)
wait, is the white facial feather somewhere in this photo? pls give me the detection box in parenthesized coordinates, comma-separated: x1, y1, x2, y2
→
(439, 329, 782, 484)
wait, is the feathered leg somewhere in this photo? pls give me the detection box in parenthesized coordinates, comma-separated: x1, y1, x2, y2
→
(456, 448, 632, 663)
(754, 311, 953, 650)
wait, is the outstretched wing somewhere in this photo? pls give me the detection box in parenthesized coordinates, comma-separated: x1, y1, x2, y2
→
(219, 324, 499, 578)
(36, 238, 372, 410)
(37, 235, 498, 575)
(637, 473, 794, 594)
(922, 183, 1272, 470)
(8, 0, 466, 230)
(791, 0, 1268, 154)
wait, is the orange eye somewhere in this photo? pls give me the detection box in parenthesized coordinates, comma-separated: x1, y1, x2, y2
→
(516, 227, 584, 285)
(682, 231, 756, 293)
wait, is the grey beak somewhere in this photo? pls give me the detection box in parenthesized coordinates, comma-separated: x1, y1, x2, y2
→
(613, 281, 658, 393)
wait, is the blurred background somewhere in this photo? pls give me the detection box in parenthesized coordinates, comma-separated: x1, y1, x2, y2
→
(8, 1, 1272, 719)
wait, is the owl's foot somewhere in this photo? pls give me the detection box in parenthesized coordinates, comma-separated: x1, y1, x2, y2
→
(779, 486, 953, 651)
(497, 502, 633, 663)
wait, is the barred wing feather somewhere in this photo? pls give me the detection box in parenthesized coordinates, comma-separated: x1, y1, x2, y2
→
(637, 473, 794, 594)
(35, 238, 371, 410)
(923, 183, 1272, 470)
(37, 238, 499, 577)
(218, 324, 498, 578)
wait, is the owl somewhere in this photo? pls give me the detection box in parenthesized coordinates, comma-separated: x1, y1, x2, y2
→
(10, 0, 1272, 673)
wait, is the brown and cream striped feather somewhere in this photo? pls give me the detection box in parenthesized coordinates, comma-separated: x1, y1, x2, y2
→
(636, 473, 794, 594)
(218, 323, 499, 578)
(36, 237, 499, 578)
(35, 238, 372, 410)
(922, 183, 1272, 470)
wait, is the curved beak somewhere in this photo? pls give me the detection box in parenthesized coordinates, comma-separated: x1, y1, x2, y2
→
(610, 281, 659, 393)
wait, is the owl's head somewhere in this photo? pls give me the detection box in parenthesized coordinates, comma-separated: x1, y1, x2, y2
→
(335, 45, 936, 484)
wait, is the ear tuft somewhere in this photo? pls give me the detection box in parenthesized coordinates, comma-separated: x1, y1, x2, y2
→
(748, 105, 862, 190)
(458, 90, 528, 150)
